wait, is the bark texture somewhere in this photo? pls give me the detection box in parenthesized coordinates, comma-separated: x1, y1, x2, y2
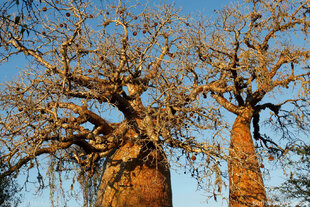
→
(228, 109, 266, 207)
(96, 141, 172, 207)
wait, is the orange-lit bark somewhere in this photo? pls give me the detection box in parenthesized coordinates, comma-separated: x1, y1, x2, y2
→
(228, 109, 266, 207)
(96, 141, 172, 207)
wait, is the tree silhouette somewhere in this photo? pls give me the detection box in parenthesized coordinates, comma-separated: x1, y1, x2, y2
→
(0, 153, 20, 207)
(272, 144, 310, 206)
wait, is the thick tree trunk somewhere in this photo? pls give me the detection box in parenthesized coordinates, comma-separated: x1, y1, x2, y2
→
(96, 141, 172, 207)
(228, 110, 267, 207)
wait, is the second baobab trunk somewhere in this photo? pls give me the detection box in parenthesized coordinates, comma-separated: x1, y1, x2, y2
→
(96, 141, 172, 207)
(228, 108, 266, 207)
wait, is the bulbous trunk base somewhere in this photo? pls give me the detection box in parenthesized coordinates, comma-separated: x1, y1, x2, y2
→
(96, 142, 172, 207)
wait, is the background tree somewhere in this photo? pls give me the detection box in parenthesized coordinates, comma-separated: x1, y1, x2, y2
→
(283, 145, 310, 204)
(174, 0, 309, 206)
(0, 0, 222, 206)
(0, 153, 21, 207)
(269, 144, 310, 206)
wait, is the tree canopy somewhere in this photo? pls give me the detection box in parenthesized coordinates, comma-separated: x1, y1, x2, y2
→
(0, 0, 309, 206)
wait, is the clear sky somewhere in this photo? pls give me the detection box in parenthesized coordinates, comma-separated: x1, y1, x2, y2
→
(1, 0, 295, 207)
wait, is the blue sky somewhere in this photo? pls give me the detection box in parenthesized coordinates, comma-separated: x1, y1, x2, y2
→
(1, 0, 300, 207)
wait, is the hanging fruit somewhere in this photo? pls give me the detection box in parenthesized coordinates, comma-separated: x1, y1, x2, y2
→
(191, 155, 196, 161)
(268, 155, 274, 161)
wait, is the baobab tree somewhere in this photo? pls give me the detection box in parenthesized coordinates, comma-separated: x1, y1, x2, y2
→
(0, 0, 222, 206)
(1, 0, 308, 206)
(179, 0, 309, 206)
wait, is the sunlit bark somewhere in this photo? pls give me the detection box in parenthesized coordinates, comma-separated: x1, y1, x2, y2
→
(96, 141, 172, 207)
(228, 109, 266, 207)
